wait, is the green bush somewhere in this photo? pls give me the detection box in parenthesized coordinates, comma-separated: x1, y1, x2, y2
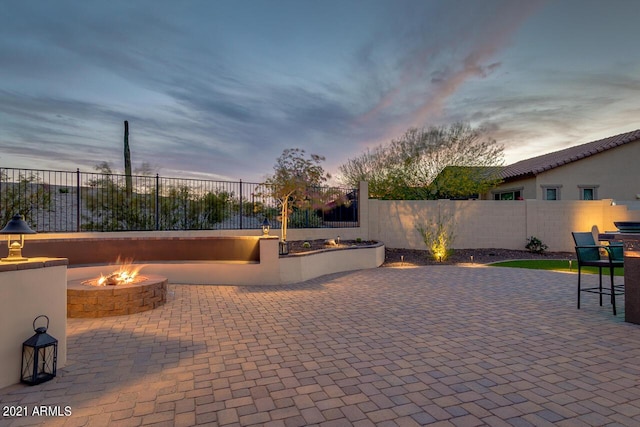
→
(1, 172, 52, 228)
(525, 236, 548, 254)
(288, 209, 323, 228)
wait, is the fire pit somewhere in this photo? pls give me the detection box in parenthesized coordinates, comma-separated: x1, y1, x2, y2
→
(67, 263, 167, 318)
(81, 258, 144, 287)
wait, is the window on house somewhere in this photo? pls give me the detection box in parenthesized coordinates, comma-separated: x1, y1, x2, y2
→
(578, 185, 599, 200)
(546, 188, 557, 200)
(541, 185, 562, 200)
(493, 190, 522, 200)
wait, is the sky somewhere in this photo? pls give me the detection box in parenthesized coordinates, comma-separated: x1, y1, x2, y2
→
(1, 0, 639, 183)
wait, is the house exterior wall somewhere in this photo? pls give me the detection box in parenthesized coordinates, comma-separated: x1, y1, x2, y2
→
(490, 176, 536, 199)
(487, 140, 640, 201)
(534, 141, 640, 201)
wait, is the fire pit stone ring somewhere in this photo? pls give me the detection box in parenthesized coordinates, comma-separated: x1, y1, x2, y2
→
(67, 274, 167, 318)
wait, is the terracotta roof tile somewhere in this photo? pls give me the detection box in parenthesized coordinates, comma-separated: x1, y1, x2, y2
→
(500, 129, 640, 180)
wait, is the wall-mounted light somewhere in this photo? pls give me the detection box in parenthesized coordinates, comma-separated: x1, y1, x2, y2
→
(0, 214, 37, 262)
(261, 217, 270, 236)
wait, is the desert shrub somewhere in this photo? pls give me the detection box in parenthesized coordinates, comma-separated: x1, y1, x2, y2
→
(525, 236, 548, 254)
(0, 172, 52, 227)
(288, 209, 324, 228)
(416, 212, 455, 262)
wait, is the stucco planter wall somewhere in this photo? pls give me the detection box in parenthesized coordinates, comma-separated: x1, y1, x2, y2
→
(0, 259, 68, 389)
(279, 242, 385, 285)
(65, 237, 384, 286)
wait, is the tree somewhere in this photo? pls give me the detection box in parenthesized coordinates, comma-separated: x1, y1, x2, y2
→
(264, 148, 331, 241)
(0, 171, 52, 228)
(82, 162, 154, 231)
(84, 162, 232, 231)
(338, 122, 504, 199)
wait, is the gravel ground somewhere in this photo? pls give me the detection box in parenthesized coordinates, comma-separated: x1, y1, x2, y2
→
(383, 247, 575, 267)
(285, 239, 575, 267)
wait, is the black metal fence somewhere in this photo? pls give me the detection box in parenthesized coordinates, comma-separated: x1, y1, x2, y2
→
(0, 167, 359, 233)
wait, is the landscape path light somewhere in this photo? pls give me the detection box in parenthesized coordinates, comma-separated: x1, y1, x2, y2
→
(0, 214, 36, 262)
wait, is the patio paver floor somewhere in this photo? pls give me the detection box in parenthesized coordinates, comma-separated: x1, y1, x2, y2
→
(1, 265, 639, 426)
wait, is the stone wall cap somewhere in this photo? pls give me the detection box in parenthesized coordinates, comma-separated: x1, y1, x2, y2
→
(0, 257, 68, 272)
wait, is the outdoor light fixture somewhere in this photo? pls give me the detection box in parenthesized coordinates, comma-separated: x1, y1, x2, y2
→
(21, 315, 58, 386)
(261, 217, 270, 236)
(0, 214, 36, 262)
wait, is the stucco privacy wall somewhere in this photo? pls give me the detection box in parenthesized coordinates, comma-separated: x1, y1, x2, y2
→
(368, 198, 640, 252)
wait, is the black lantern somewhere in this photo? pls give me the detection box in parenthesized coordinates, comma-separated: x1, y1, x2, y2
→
(279, 240, 289, 255)
(261, 217, 271, 236)
(0, 214, 36, 262)
(21, 315, 58, 386)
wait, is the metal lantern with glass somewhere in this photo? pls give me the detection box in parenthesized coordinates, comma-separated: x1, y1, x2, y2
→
(0, 214, 36, 262)
(261, 217, 271, 236)
(21, 315, 58, 385)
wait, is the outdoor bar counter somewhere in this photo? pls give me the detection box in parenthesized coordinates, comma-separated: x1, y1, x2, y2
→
(600, 232, 640, 324)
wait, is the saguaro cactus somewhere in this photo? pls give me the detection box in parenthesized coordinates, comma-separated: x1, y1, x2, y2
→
(124, 120, 132, 199)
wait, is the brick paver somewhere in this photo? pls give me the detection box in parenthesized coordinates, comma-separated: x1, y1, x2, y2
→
(1, 265, 639, 426)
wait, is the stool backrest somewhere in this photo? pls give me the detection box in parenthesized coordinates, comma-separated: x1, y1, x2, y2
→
(572, 232, 600, 262)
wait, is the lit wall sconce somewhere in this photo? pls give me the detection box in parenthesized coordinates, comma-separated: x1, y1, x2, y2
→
(0, 214, 37, 262)
(261, 217, 271, 236)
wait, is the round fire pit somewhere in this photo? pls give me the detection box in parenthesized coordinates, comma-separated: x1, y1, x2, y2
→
(67, 274, 167, 318)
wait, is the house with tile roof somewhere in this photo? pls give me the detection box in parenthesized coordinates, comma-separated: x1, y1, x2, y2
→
(486, 129, 640, 201)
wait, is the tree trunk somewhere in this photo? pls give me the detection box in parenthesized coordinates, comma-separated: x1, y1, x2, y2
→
(281, 198, 288, 241)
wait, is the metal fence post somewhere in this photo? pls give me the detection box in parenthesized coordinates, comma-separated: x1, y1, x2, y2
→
(155, 174, 160, 230)
(239, 179, 243, 229)
(76, 168, 81, 232)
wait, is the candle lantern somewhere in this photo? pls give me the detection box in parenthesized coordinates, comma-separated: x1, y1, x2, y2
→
(21, 315, 58, 386)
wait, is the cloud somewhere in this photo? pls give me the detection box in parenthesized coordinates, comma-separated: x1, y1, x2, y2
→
(350, 0, 547, 149)
(443, 62, 640, 163)
(1, 0, 638, 184)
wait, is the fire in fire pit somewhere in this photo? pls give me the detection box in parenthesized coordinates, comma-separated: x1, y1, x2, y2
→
(82, 257, 145, 287)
